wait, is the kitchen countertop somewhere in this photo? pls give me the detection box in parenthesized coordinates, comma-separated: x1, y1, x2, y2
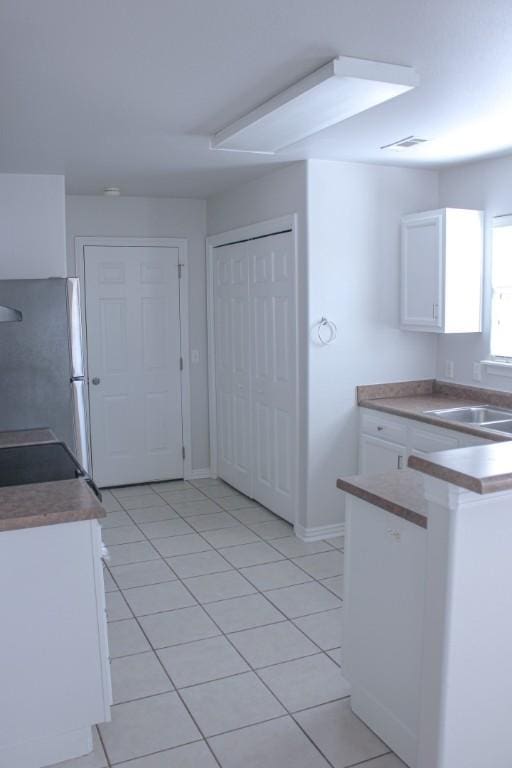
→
(0, 429, 105, 532)
(337, 469, 428, 528)
(408, 441, 512, 494)
(357, 379, 512, 443)
(0, 428, 57, 448)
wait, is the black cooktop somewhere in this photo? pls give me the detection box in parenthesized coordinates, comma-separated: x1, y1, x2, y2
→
(0, 442, 86, 488)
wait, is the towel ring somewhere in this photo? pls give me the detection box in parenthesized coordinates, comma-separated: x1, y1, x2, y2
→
(317, 317, 337, 346)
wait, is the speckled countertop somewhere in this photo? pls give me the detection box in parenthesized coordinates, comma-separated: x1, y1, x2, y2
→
(0, 429, 105, 532)
(409, 442, 512, 495)
(0, 428, 57, 448)
(338, 380, 512, 520)
(337, 469, 428, 528)
(357, 379, 512, 443)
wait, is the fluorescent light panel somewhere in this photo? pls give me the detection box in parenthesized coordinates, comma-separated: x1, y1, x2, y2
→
(211, 56, 418, 154)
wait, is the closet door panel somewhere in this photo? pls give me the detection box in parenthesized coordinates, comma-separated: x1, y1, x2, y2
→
(250, 231, 295, 523)
(213, 243, 251, 495)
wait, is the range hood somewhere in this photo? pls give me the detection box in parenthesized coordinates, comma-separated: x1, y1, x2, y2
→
(0, 304, 22, 322)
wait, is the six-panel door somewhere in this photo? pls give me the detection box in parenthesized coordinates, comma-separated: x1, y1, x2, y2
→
(213, 231, 296, 523)
(84, 245, 184, 487)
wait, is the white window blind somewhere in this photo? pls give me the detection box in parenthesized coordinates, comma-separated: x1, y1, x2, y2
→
(491, 215, 512, 360)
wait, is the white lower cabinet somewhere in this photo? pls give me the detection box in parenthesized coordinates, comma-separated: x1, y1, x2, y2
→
(359, 434, 407, 473)
(0, 519, 111, 768)
(345, 496, 427, 767)
(359, 408, 490, 473)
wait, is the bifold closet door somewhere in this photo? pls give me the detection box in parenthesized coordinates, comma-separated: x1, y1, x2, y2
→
(249, 232, 295, 523)
(213, 230, 296, 523)
(213, 242, 252, 495)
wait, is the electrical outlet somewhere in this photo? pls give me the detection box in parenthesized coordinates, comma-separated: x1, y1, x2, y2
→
(473, 362, 482, 382)
(445, 360, 455, 379)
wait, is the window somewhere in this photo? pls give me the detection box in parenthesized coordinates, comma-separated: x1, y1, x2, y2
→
(490, 216, 512, 361)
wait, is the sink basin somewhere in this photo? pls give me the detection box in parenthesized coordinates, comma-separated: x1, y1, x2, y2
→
(485, 420, 512, 434)
(425, 406, 512, 424)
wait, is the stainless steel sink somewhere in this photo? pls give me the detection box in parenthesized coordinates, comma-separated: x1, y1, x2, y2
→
(425, 405, 512, 424)
(484, 420, 512, 434)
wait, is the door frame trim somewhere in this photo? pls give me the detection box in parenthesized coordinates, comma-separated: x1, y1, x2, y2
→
(206, 214, 299, 517)
(75, 236, 192, 481)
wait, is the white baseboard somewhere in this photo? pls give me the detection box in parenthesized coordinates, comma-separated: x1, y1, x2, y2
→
(186, 468, 213, 480)
(294, 522, 345, 542)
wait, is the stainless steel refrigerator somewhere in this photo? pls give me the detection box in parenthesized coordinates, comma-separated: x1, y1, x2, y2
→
(0, 278, 89, 471)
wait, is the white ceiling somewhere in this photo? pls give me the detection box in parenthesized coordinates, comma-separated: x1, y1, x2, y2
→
(1, 0, 512, 198)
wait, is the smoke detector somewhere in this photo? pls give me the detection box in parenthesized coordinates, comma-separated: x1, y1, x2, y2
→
(103, 186, 121, 196)
(381, 135, 428, 151)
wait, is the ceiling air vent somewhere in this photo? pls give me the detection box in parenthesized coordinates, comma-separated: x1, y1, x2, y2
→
(381, 135, 428, 151)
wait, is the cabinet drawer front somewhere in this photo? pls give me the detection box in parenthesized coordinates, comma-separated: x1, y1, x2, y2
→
(361, 413, 407, 444)
(410, 427, 458, 454)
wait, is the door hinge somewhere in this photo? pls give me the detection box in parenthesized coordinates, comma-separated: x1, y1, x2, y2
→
(180, 356, 184, 371)
(182, 446, 186, 460)
(178, 264, 183, 279)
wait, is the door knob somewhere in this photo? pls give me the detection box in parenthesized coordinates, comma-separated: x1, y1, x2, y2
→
(91, 377, 101, 385)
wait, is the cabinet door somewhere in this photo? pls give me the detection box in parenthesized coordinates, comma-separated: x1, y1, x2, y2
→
(359, 434, 407, 473)
(401, 212, 443, 330)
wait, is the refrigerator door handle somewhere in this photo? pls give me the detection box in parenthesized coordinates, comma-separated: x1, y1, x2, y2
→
(67, 277, 86, 379)
(71, 378, 91, 474)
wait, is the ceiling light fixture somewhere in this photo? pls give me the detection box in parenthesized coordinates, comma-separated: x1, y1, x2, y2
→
(103, 186, 121, 196)
(210, 55, 419, 155)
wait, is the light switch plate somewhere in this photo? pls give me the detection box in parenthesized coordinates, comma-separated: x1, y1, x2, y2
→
(445, 360, 455, 379)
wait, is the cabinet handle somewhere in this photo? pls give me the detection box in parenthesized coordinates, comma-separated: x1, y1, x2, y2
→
(432, 303, 439, 320)
(377, 425, 384, 431)
(397, 455, 403, 469)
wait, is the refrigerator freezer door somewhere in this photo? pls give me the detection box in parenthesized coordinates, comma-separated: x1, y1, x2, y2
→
(71, 379, 90, 473)
(67, 277, 85, 379)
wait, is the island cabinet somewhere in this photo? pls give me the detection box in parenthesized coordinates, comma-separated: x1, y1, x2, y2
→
(344, 494, 427, 767)
(400, 208, 483, 333)
(0, 517, 111, 768)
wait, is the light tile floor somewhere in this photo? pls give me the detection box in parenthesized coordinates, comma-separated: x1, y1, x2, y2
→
(53, 478, 406, 768)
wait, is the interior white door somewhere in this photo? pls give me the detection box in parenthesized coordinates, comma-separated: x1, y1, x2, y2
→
(84, 245, 184, 487)
(249, 232, 296, 522)
(213, 242, 252, 495)
(212, 230, 296, 523)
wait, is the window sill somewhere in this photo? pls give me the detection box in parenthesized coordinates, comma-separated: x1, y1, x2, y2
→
(481, 359, 512, 378)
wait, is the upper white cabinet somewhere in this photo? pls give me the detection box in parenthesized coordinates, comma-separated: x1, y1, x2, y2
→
(400, 208, 483, 333)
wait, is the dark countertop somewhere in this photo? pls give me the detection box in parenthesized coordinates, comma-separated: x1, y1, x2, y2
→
(0, 428, 58, 448)
(337, 469, 428, 528)
(0, 429, 105, 532)
(357, 379, 512, 443)
(408, 442, 512, 494)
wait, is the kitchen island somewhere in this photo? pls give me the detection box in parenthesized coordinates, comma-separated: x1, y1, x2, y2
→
(338, 440, 512, 768)
(0, 430, 111, 768)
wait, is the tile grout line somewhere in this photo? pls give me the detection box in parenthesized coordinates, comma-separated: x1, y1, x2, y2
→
(106, 488, 348, 766)
(109, 484, 344, 660)
(102, 481, 355, 766)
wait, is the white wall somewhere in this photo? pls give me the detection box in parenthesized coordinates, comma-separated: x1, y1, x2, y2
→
(66, 194, 209, 472)
(208, 161, 310, 521)
(207, 160, 439, 534)
(306, 160, 439, 529)
(436, 154, 512, 391)
(0, 174, 66, 278)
